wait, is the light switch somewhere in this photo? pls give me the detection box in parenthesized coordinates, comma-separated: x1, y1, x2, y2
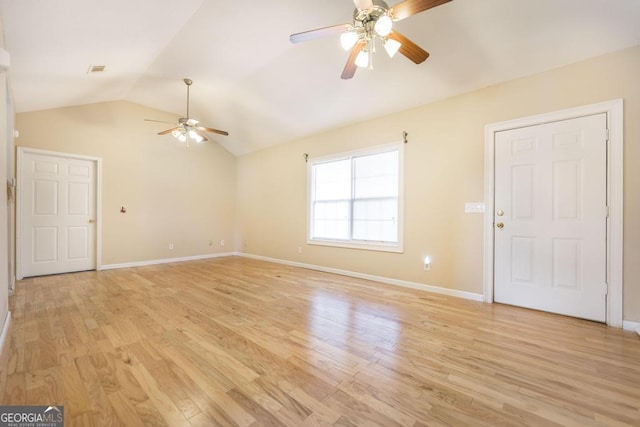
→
(464, 202, 485, 213)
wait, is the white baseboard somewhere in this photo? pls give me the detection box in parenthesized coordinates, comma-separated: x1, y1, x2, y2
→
(237, 252, 484, 302)
(622, 320, 640, 334)
(100, 252, 236, 271)
(0, 311, 11, 360)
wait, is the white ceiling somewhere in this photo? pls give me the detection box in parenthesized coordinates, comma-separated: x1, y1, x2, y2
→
(1, 0, 639, 155)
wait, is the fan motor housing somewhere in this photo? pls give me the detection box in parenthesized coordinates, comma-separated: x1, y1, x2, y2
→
(353, 0, 390, 24)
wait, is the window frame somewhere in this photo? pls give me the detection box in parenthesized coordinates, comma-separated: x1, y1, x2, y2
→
(306, 142, 404, 253)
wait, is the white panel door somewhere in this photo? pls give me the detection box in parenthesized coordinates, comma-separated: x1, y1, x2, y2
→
(494, 113, 607, 322)
(21, 152, 96, 277)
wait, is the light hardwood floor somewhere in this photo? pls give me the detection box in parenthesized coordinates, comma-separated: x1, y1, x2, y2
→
(1, 256, 639, 426)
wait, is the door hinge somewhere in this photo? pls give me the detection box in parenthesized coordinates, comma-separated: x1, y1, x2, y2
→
(604, 283, 608, 295)
(605, 205, 610, 218)
(605, 129, 610, 142)
(6, 181, 15, 203)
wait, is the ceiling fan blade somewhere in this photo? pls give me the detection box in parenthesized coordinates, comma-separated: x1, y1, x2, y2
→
(290, 23, 350, 44)
(197, 126, 229, 136)
(144, 118, 176, 125)
(341, 42, 366, 80)
(353, 0, 373, 10)
(158, 127, 180, 135)
(388, 31, 430, 64)
(391, 0, 452, 21)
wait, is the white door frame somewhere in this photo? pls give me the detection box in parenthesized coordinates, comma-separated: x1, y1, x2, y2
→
(483, 99, 623, 327)
(16, 147, 103, 280)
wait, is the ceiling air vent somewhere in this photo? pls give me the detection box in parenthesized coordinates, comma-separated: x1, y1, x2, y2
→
(87, 65, 106, 73)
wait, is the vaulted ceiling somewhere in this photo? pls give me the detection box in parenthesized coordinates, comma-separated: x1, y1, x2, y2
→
(1, 0, 639, 155)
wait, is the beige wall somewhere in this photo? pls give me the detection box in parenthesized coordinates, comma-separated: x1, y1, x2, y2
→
(236, 45, 640, 322)
(16, 101, 237, 265)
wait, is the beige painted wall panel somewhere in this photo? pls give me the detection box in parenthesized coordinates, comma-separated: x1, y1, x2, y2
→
(237, 45, 640, 321)
(16, 101, 236, 265)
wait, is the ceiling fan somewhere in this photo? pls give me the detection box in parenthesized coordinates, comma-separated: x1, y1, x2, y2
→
(145, 78, 228, 147)
(290, 0, 452, 79)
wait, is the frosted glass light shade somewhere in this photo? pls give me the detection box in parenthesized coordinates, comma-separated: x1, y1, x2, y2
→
(355, 50, 369, 68)
(354, 0, 373, 10)
(374, 15, 392, 36)
(384, 38, 402, 57)
(340, 31, 358, 51)
(173, 128, 188, 143)
(187, 129, 204, 143)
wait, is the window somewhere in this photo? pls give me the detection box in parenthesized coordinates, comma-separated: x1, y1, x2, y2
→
(308, 143, 403, 252)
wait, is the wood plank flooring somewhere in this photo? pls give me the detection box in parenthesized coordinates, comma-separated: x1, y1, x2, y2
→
(1, 256, 639, 426)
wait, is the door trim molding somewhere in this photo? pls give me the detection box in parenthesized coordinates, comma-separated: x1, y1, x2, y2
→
(16, 147, 103, 280)
(483, 99, 624, 327)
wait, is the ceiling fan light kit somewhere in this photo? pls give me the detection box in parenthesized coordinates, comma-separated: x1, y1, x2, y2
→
(290, 0, 452, 79)
(384, 38, 402, 57)
(374, 14, 393, 36)
(145, 78, 229, 148)
(340, 31, 359, 50)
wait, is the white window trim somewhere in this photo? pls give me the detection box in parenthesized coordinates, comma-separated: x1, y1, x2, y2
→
(307, 142, 404, 253)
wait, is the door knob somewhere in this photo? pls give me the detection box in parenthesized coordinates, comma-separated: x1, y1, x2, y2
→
(496, 222, 504, 229)
(89, 219, 96, 224)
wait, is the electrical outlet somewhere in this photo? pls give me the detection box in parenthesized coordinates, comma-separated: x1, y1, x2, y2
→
(220, 240, 225, 246)
(169, 243, 174, 250)
(208, 240, 213, 246)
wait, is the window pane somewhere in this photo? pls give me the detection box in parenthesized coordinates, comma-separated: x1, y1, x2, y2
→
(308, 145, 401, 250)
(352, 198, 398, 242)
(313, 159, 351, 201)
(312, 200, 350, 240)
(354, 151, 398, 199)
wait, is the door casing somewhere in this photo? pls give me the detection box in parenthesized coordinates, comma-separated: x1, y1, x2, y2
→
(483, 99, 623, 327)
(16, 147, 103, 280)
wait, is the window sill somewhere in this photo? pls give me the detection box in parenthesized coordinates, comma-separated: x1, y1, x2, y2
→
(307, 238, 403, 253)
